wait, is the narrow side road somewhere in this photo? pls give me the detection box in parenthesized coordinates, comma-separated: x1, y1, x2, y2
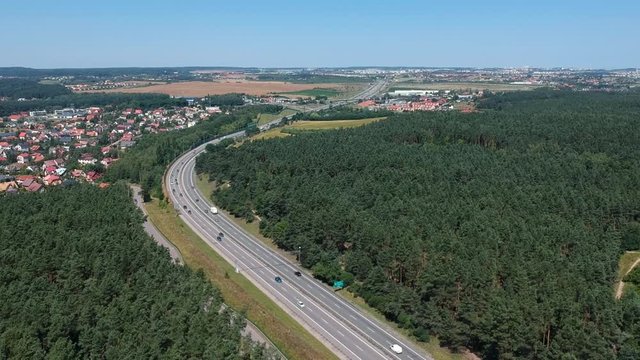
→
(130, 185, 183, 265)
(616, 251, 640, 299)
(130, 185, 285, 358)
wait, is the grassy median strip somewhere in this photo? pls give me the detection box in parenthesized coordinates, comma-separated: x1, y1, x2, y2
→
(144, 198, 337, 360)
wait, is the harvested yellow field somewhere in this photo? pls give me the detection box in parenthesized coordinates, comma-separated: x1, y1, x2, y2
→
(249, 117, 386, 143)
(90, 80, 345, 97)
(287, 117, 386, 130)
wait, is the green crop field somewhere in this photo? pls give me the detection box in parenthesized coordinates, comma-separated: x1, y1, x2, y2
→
(279, 88, 340, 98)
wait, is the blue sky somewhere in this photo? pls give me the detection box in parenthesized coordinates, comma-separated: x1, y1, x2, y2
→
(1, 0, 638, 68)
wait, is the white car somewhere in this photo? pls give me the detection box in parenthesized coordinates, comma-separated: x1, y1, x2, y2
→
(297, 300, 305, 308)
(390, 344, 403, 354)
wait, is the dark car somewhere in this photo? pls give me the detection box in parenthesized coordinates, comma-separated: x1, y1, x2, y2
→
(216, 236, 222, 241)
(195, 198, 199, 202)
(294, 271, 302, 277)
(187, 210, 191, 214)
(183, 205, 187, 209)
(218, 232, 224, 237)
(275, 276, 282, 283)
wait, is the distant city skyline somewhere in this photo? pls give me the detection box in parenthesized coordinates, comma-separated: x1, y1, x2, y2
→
(2, 0, 638, 69)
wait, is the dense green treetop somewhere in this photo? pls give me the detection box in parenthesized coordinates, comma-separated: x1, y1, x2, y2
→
(0, 93, 187, 116)
(0, 183, 271, 359)
(0, 79, 71, 99)
(196, 90, 640, 359)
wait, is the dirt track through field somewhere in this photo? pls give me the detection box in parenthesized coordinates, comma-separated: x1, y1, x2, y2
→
(616, 254, 640, 299)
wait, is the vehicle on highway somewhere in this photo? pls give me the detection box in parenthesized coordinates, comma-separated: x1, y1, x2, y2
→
(297, 300, 305, 308)
(187, 210, 191, 214)
(183, 205, 187, 209)
(180, 193, 183, 197)
(195, 198, 199, 202)
(275, 276, 282, 283)
(216, 236, 222, 241)
(211, 206, 218, 214)
(218, 232, 224, 237)
(390, 344, 403, 354)
(294, 271, 302, 277)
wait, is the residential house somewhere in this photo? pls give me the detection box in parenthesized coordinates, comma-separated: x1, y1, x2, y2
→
(0, 181, 17, 193)
(71, 169, 85, 179)
(31, 153, 45, 163)
(43, 174, 62, 186)
(100, 157, 116, 168)
(42, 159, 64, 171)
(5, 163, 26, 172)
(9, 114, 23, 122)
(119, 140, 136, 150)
(17, 153, 30, 164)
(85, 171, 101, 183)
(78, 153, 97, 165)
(19, 177, 36, 188)
(13, 143, 29, 152)
(26, 182, 43, 192)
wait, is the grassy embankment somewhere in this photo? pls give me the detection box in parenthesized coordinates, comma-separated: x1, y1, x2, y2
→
(256, 108, 297, 126)
(252, 118, 386, 141)
(195, 118, 465, 360)
(278, 88, 340, 98)
(144, 198, 337, 360)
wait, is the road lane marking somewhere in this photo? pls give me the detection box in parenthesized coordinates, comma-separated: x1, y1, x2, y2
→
(174, 137, 412, 360)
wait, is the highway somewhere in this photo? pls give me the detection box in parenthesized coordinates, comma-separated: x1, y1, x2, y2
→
(257, 79, 388, 131)
(166, 80, 432, 360)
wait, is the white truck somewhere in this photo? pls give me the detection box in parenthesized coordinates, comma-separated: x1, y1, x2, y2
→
(210, 206, 218, 214)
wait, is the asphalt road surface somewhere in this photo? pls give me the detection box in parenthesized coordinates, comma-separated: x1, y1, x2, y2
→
(257, 79, 388, 131)
(166, 81, 432, 360)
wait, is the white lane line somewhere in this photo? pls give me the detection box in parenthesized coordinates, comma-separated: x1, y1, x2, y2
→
(367, 326, 375, 333)
(337, 330, 345, 337)
(178, 155, 401, 360)
(173, 179, 368, 360)
(350, 314, 357, 320)
(354, 344, 364, 352)
(321, 318, 329, 324)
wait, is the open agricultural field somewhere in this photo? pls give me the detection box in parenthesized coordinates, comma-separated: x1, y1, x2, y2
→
(278, 88, 340, 98)
(392, 81, 542, 91)
(251, 117, 386, 141)
(91, 80, 348, 97)
(286, 118, 385, 130)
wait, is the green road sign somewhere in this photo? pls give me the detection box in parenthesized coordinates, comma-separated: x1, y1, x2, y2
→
(332, 280, 344, 289)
